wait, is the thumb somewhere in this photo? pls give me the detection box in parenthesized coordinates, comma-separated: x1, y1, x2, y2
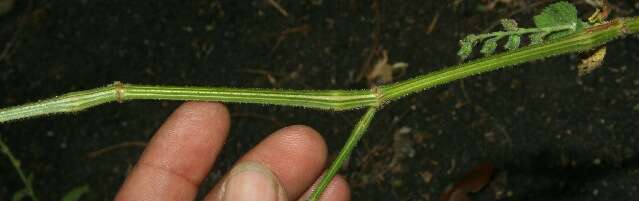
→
(220, 161, 288, 201)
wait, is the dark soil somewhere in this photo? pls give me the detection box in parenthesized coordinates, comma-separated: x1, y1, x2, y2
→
(1, 0, 639, 200)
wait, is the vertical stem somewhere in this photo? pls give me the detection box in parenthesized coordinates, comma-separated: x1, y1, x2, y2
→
(308, 107, 377, 201)
(0, 137, 39, 201)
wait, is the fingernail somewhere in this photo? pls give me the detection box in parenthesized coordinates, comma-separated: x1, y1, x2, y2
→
(221, 162, 280, 201)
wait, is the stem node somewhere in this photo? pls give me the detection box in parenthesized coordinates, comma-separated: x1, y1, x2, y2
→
(113, 81, 125, 103)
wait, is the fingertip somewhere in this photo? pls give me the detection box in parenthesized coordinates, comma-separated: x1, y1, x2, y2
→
(177, 101, 230, 128)
(205, 124, 329, 200)
(301, 175, 351, 201)
(248, 125, 328, 193)
(268, 125, 328, 164)
(321, 175, 351, 201)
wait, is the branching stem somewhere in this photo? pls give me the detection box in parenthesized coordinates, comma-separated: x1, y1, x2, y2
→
(0, 16, 637, 200)
(1, 18, 636, 123)
(308, 107, 377, 201)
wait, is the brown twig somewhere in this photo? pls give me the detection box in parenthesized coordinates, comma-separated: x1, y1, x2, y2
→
(425, 11, 441, 34)
(266, 0, 289, 17)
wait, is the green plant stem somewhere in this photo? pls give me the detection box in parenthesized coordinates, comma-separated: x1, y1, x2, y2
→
(475, 23, 576, 40)
(0, 137, 39, 201)
(308, 107, 377, 201)
(0, 16, 637, 200)
(2, 18, 637, 123)
(628, 17, 639, 32)
(0, 83, 378, 123)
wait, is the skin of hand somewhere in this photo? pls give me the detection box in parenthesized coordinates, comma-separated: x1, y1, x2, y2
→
(114, 102, 350, 201)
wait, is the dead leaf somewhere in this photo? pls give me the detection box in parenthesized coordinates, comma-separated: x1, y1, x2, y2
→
(366, 50, 408, 86)
(578, 46, 606, 76)
(439, 161, 494, 201)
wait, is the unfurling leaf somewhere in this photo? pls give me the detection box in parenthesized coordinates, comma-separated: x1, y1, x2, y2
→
(500, 19, 519, 31)
(504, 35, 521, 50)
(529, 32, 547, 45)
(480, 37, 499, 56)
(533, 1, 585, 39)
(456, 1, 587, 60)
(457, 35, 478, 60)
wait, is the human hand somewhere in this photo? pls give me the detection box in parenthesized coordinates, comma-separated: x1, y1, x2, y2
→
(115, 102, 350, 201)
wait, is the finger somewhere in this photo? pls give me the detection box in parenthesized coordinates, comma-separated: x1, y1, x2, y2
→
(115, 102, 231, 201)
(298, 175, 351, 201)
(213, 161, 289, 201)
(205, 125, 328, 201)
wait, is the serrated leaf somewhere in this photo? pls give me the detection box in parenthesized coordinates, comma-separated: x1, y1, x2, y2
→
(533, 1, 585, 39)
(529, 32, 547, 45)
(60, 185, 90, 201)
(504, 35, 521, 50)
(457, 34, 478, 60)
(480, 37, 499, 56)
(534, 1, 579, 28)
(500, 19, 518, 31)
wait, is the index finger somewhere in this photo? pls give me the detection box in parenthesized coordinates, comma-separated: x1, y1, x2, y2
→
(115, 102, 231, 201)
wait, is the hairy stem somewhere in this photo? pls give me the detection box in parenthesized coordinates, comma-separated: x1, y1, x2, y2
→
(0, 82, 378, 123)
(0, 14, 636, 201)
(2, 18, 637, 123)
(308, 107, 377, 201)
(627, 17, 639, 32)
(1, 18, 637, 123)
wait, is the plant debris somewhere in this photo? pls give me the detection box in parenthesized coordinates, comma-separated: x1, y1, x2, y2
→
(366, 50, 408, 86)
(439, 161, 494, 201)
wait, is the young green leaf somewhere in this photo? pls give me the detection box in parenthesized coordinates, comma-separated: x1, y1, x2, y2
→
(456, 2, 589, 60)
(457, 34, 478, 60)
(480, 37, 500, 56)
(504, 35, 521, 50)
(534, 1, 579, 28)
(500, 19, 519, 31)
(533, 1, 585, 38)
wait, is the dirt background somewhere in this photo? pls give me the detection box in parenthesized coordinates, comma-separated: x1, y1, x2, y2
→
(1, 0, 639, 200)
